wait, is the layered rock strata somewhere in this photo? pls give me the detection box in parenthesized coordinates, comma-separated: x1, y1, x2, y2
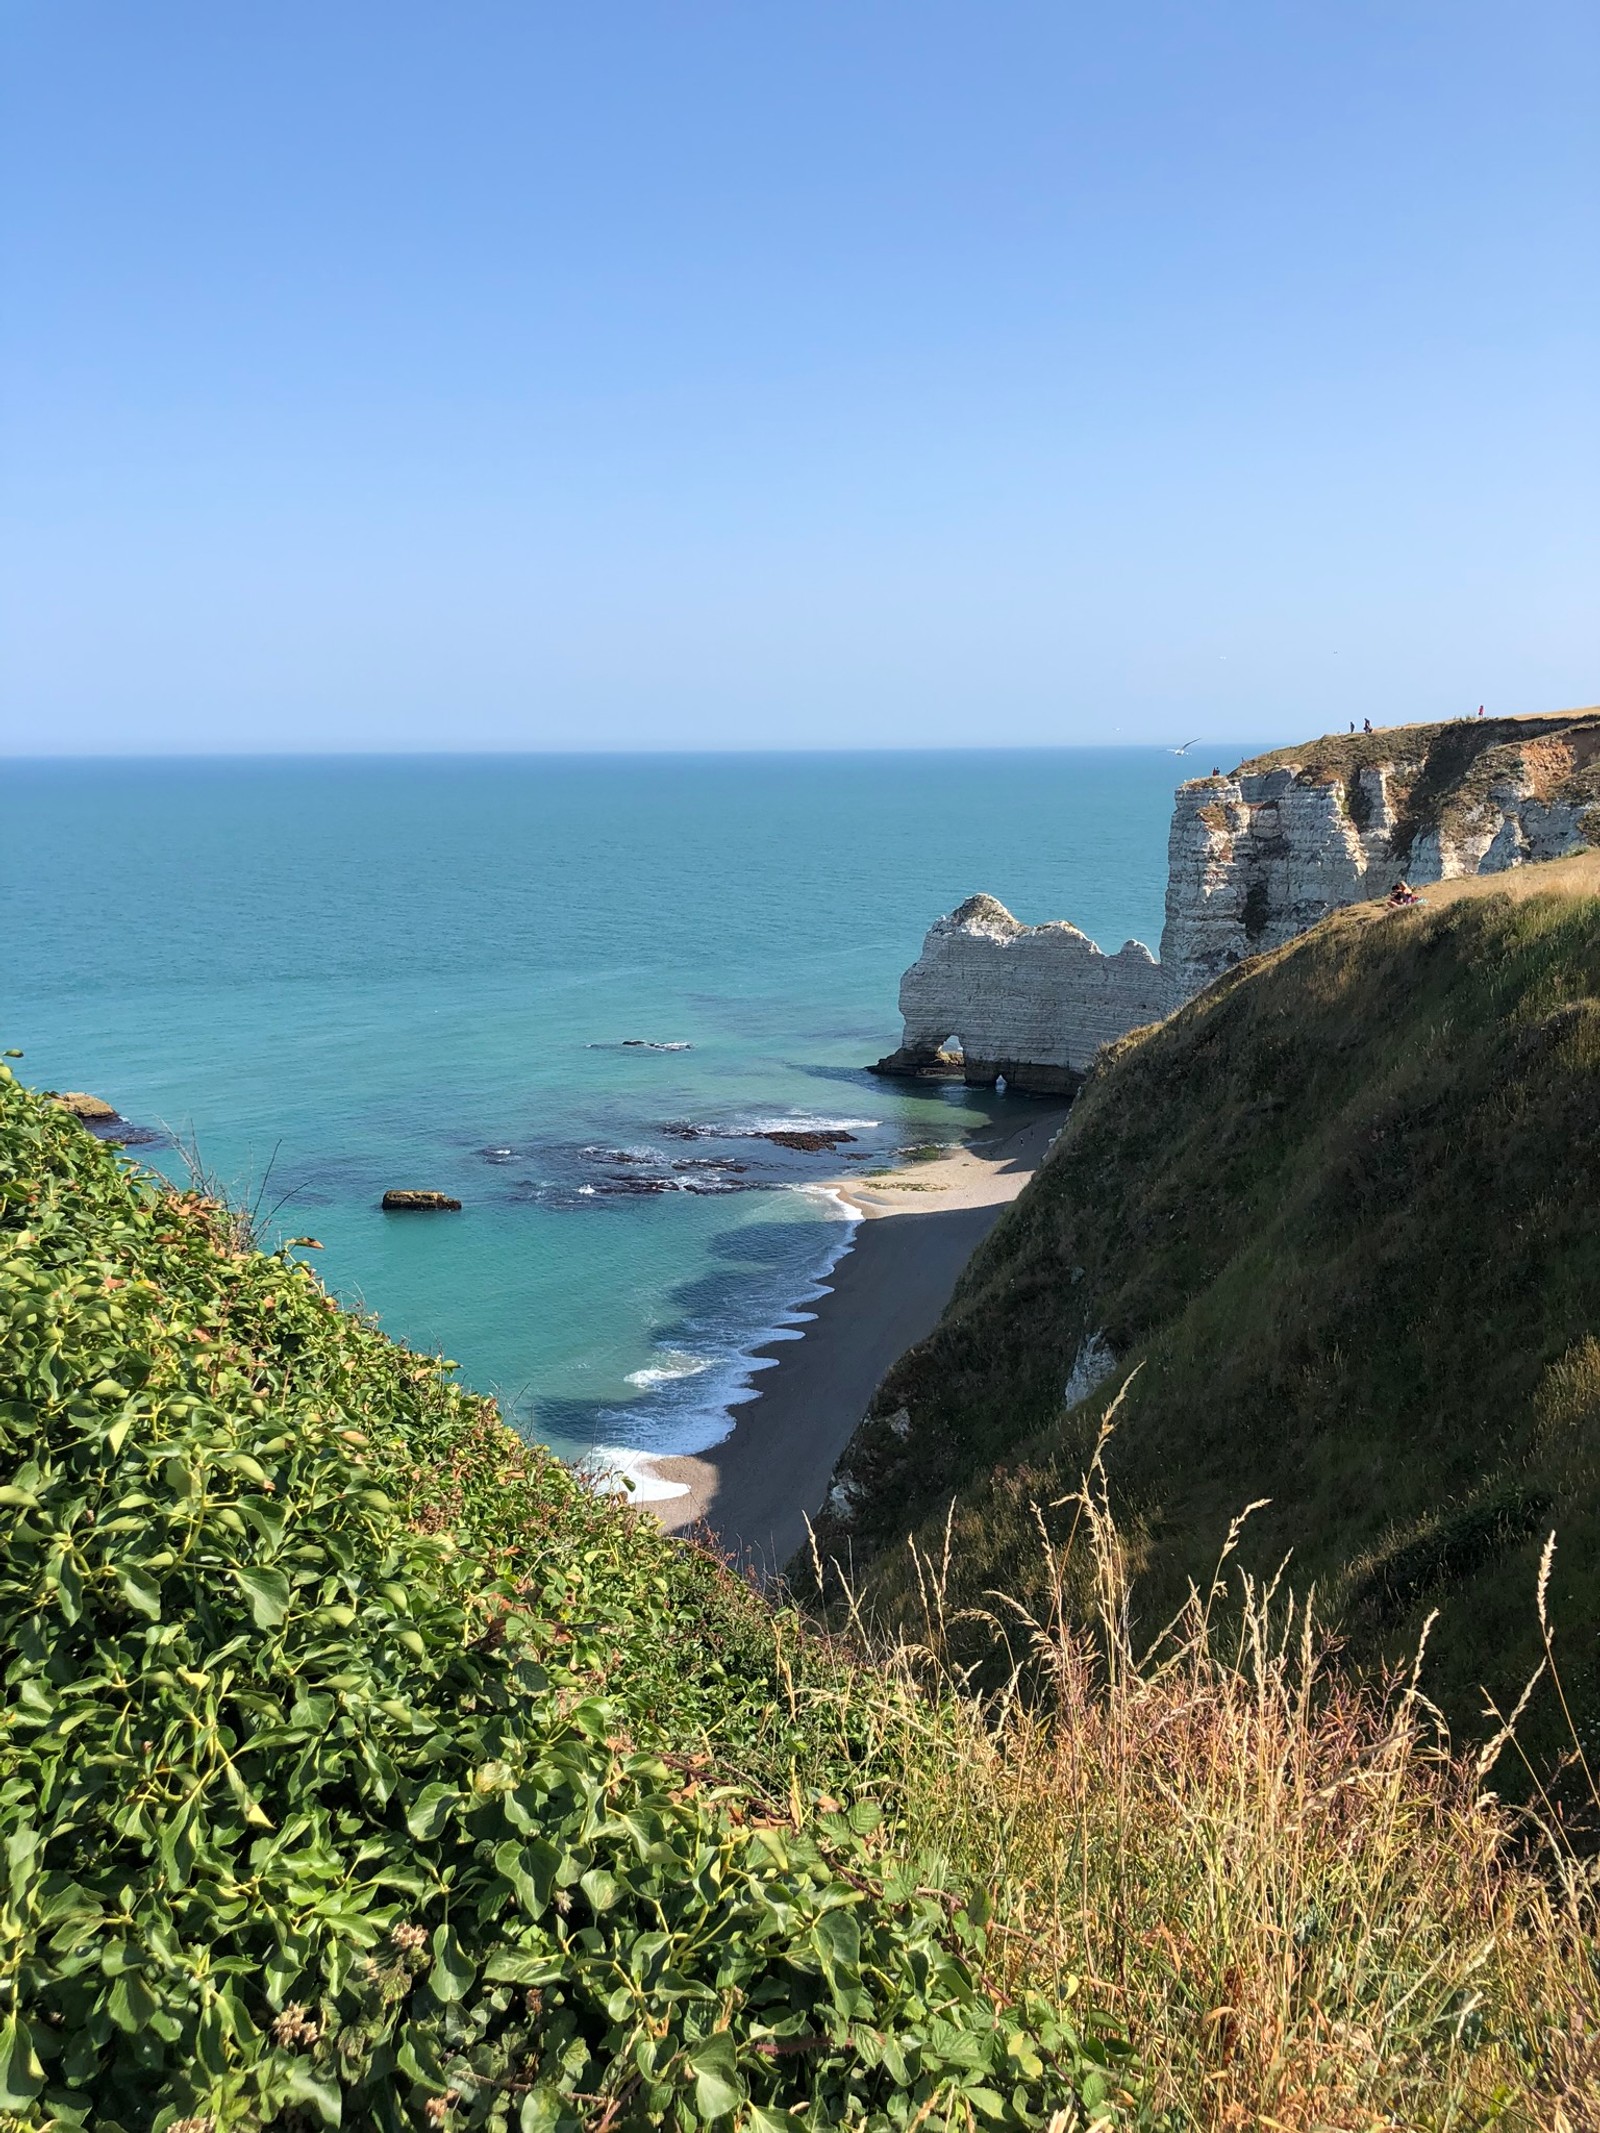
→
(871, 894, 1178, 1096)
(1163, 711, 1600, 992)
(874, 711, 1600, 1092)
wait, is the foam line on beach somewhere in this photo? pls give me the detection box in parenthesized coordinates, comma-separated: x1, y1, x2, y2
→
(580, 1450, 693, 1503)
(584, 1184, 865, 1464)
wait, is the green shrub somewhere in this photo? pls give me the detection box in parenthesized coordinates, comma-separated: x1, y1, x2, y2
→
(0, 1067, 1115, 2131)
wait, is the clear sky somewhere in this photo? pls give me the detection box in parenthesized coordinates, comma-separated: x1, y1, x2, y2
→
(2, 1, 1595, 754)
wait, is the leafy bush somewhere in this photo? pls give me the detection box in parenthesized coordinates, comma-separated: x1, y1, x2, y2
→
(0, 1067, 1115, 2131)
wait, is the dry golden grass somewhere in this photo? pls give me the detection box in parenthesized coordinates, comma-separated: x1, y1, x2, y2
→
(813, 1405, 1600, 2129)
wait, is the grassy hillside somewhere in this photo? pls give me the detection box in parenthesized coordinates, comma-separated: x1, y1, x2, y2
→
(7, 1054, 1597, 2128)
(0, 1065, 1105, 2132)
(799, 854, 1600, 1751)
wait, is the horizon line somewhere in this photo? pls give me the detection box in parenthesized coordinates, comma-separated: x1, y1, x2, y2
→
(3, 739, 1266, 766)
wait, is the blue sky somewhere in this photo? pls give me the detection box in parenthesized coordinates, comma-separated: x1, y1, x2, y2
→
(2, 2, 1595, 753)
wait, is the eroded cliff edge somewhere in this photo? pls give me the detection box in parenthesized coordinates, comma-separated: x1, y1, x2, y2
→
(873, 708, 1600, 1092)
(1164, 708, 1600, 991)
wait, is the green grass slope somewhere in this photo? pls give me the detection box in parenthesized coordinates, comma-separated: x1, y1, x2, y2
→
(0, 1066, 1108, 2132)
(799, 856, 1600, 1749)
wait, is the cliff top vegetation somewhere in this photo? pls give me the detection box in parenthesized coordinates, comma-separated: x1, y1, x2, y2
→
(1231, 703, 1600, 786)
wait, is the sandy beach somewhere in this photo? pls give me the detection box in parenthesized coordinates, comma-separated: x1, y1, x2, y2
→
(648, 1104, 1066, 1576)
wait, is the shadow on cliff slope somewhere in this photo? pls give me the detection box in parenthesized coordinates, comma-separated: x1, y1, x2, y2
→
(796, 851, 1600, 1761)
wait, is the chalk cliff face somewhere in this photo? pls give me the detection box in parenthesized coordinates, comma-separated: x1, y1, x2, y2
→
(874, 893, 1178, 1096)
(1162, 714, 1600, 992)
(875, 712, 1600, 1093)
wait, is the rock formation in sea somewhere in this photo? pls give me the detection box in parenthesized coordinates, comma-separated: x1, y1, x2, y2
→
(874, 710, 1600, 1092)
(49, 1092, 117, 1120)
(381, 1189, 463, 1211)
(871, 895, 1178, 1096)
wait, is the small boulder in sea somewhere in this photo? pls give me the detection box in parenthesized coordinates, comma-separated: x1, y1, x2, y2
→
(759, 1129, 857, 1153)
(50, 1092, 118, 1121)
(381, 1190, 463, 1212)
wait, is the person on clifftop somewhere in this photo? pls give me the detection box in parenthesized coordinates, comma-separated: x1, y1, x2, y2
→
(1387, 879, 1420, 908)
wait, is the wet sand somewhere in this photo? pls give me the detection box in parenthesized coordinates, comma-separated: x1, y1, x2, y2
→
(649, 1105, 1066, 1577)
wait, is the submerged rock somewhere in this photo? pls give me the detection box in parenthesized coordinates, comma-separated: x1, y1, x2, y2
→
(381, 1190, 463, 1212)
(758, 1130, 858, 1152)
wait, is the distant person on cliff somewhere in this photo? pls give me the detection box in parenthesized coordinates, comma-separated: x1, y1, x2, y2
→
(1363, 717, 1373, 733)
(1387, 879, 1420, 908)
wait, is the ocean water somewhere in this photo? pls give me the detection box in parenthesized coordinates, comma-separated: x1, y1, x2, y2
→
(4, 751, 1191, 1467)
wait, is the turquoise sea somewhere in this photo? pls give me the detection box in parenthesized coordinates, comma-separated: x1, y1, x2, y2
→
(5, 752, 1201, 1471)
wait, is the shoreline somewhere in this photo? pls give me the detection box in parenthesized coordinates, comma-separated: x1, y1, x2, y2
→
(643, 1103, 1067, 1576)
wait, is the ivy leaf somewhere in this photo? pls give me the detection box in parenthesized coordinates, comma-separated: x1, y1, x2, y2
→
(405, 1783, 457, 1840)
(484, 1950, 566, 1987)
(0, 2013, 43, 2111)
(233, 1565, 291, 1629)
(811, 1904, 861, 1982)
(429, 1924, 474, 2003)
(685, 2032, 745, 2121)
(118, 1563, 161, 1620)
(579, 1867, 619, 1914)
(494, 1838, 556, 1914)
(285, 2064, 343, 2126)
(107, 1971, 158, 2033)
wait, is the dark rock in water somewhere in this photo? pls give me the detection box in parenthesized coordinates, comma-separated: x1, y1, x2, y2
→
(382, 1190, 463, 1212)
(479, 1147, 518, 1164)
(867, 1046, 965, 1080)
(50, 1091, 118, 1120)
(584, 1167, 758, 1199)
(671, 1157, 749, 1173)
(758, 1129, 857, 1153)
(97, 1121, 166, 1148)
(47, 1090, 166, 1146)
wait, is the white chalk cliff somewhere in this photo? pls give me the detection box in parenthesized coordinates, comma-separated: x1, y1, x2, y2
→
(875, 894, 1177, 1096)
(875, 711, 1600, 1092)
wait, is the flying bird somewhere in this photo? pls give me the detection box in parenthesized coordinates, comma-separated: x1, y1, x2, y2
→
(1168, 738, 1202, 755)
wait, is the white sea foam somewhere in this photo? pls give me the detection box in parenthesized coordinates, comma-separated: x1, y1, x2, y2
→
(731, 1115, 879, 1136)
(579, 1450, 691, 1502)
(581, 1186, 864, 1466)
(625, 1348, 715, 1388)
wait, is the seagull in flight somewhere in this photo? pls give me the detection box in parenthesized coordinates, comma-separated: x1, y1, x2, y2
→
(1168, 738, 1202, 755)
